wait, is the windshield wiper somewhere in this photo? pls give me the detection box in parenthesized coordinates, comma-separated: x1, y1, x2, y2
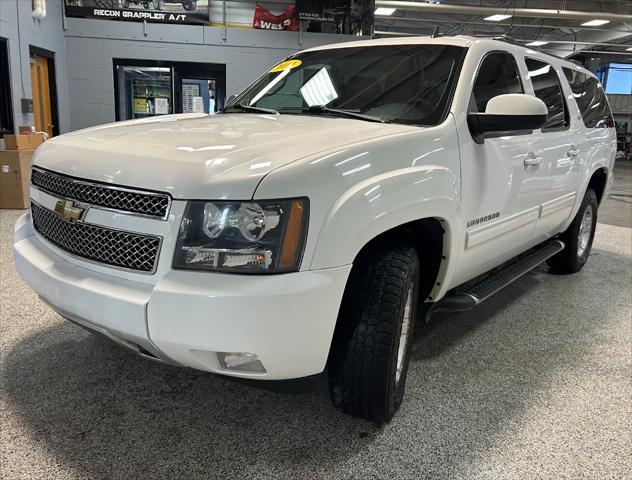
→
(302, 105, 389, 124)
(222, 104, 279, 115)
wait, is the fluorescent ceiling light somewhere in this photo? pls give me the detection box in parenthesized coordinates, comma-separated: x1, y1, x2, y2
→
(375, 7, 396, 15)
(626, 47, 632, 51)
(484, 14, 512, 21)
(526, 40, 549, 47)
(581, 19, 610, 26)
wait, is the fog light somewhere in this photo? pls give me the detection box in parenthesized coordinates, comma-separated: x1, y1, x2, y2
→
(218, 352, 266, 373)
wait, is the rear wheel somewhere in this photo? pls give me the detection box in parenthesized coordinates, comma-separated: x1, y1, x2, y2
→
(547, 189, 598, 273)
(328, 240, 419, 423)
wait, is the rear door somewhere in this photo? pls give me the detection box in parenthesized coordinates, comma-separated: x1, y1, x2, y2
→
(523, 57, 580, 239)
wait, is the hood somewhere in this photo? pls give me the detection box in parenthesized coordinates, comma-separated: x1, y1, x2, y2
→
(33, 113, 414, 199)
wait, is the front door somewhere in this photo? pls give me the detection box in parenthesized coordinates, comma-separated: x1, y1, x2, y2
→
(455, 50, 542, 285)
(29, 54, 54, 138)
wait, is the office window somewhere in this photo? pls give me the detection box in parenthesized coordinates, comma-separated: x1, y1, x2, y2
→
(0, 38, 15, 138)
(605, 63, 632, 95)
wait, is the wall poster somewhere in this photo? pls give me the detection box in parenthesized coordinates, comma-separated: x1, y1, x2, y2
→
(64, 0, 210, 25)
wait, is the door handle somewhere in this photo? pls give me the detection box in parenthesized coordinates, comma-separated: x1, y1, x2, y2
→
(567, 146, 580, 157)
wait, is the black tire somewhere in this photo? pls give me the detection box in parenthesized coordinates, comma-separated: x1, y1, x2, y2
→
(547, 189, 598, 273)
(182, 0, 197, 11)
(328, 240, 420, 423)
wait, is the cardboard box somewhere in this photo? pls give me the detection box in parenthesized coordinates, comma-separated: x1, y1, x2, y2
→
(0, 149, 34, 209)
(4, 134, 44, 150)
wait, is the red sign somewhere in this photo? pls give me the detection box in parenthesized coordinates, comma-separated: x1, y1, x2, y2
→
(253, 4, 299, 31)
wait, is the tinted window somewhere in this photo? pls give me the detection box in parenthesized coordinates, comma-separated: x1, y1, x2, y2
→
(0, 38, 14, 138)
(470, 52, 523, 113)
(563, 68, 614, 128)
(526, 58, 568, 130)
(229, 45, 465, 126)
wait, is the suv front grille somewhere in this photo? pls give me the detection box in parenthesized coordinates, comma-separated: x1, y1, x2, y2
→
(31, 167, 170, 219)
(31, 202, 161, 273)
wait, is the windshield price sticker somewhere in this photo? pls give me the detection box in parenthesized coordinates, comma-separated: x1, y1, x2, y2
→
(269, 60, 302, 73)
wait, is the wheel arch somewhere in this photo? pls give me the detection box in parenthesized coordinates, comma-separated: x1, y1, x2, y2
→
(587, 167, 608, 205)
(351, 216, 450, 303)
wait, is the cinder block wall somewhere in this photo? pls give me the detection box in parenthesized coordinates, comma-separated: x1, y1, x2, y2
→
(63, 19, 349, 131)
(1, 2, 358, 135)
(0, 0, 70, 133)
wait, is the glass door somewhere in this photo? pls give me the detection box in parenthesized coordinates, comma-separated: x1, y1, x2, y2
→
(181, 79, 217, 114)
(116, 65, 173, 120)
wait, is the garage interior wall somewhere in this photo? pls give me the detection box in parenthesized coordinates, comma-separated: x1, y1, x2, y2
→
(1, 2, 358, 134)
(63, 18, 349, 131)
(0, 0, 70, 134)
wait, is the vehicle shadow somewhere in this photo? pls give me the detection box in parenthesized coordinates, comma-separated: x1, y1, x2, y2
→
(2, 247, 629, 479)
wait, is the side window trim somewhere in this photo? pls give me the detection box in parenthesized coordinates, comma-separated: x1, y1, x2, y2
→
(524, 56, 570, 133)
(469, 49, 525, 113)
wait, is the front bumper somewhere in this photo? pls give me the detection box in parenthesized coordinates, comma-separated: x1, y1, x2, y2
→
(13, 213, 352, 381)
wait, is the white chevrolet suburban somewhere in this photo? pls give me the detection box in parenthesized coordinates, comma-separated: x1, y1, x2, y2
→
(14, 37, 616, 422)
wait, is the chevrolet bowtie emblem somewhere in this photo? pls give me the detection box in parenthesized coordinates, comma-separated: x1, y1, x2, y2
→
(54, 200, 84, 222)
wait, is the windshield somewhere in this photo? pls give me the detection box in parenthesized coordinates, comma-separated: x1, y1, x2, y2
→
(225, 44, 466, 126)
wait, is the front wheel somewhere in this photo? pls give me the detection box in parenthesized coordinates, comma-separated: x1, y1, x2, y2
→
(547, 189, 598, 273)
(328, 240, 419, 423)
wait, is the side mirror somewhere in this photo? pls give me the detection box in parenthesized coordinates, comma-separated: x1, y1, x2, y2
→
(467, 94, 548, 144)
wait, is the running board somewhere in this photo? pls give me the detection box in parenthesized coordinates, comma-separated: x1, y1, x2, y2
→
(429, 239, 565, 316)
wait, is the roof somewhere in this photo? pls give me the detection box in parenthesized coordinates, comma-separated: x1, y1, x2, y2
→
(300, 35, 593, 76)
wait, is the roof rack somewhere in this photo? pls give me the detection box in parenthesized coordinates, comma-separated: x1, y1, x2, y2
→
(490, 35, 585, 67)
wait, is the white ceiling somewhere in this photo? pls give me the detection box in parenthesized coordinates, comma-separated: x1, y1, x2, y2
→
(373, 0, 632, 60)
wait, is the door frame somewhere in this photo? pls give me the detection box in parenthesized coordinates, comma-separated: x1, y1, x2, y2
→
(29, 46, 60, 137)
(113, 58, 226, 121)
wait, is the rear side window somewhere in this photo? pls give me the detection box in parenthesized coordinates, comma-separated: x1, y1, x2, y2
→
(563, 68, 614, 128)
(470, 52, 523, 113)
(525, 58, 569, 130)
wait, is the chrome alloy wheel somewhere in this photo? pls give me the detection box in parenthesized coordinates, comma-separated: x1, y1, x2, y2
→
(395, 286, 413, 385)
(577, 204, 594, 258)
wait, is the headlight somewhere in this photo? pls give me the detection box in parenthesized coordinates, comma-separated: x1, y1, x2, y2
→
(173, 198, 308, 273)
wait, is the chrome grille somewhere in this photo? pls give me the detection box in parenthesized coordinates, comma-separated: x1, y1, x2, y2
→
(31, 202, 161, 273)
(31, 167, 170, 219)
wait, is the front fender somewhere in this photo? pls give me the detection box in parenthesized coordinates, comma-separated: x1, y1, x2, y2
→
(311, 165, 460, 269)
(253, 117, 462, 296)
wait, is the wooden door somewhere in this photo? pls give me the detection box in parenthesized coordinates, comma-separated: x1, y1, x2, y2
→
(29, 56, 54, 138)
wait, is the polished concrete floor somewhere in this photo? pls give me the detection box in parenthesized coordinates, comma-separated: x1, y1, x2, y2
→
(1, 163, 630, 479)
